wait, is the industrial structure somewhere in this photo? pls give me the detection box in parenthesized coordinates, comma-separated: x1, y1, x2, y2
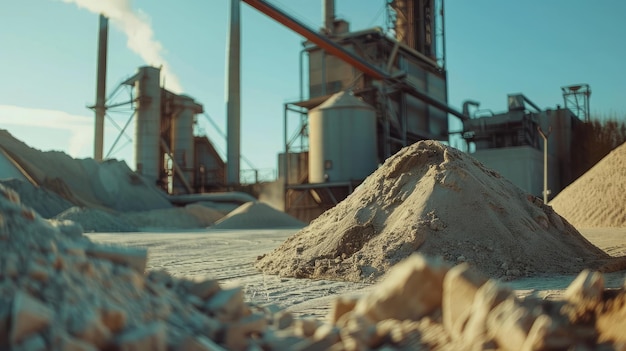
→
(265, 0, 463, 222)
(122, 66, 225, 194)
(95, 64, 226, 194)
(89, 1, 593, 222)
(460, 87, 590, 201)
(91, 15, 226, 195)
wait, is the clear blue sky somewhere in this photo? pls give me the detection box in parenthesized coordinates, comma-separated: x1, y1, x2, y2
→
(1, 0, 625, 179)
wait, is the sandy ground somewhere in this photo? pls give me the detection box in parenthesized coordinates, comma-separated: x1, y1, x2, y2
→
(86, 227, 626, 320)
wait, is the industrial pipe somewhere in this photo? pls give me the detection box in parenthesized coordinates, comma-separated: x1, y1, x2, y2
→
(242, 0, 388, 80)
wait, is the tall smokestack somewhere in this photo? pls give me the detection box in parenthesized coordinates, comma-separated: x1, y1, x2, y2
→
(323, 0, 335, 34)
(94, 14, 108, 161)
(226, 0, 241, 185)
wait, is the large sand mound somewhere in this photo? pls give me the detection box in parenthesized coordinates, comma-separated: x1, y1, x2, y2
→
(0, 129, 171, 212)
(550, 142, 626, 228)
(256, 141, 611, 282)
(210, 201, 306, 230)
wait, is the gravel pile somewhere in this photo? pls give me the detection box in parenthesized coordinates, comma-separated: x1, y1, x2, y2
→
(0, 179, 72, 218)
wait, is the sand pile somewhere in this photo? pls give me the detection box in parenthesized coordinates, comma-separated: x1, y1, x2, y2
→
(550, 142, 626, 228)
(257, 140, 611, 282)
(121, 204, 225, 230)
(210, 201, 306, 230)
(0, 129, 171, 212)
(52, 204, 225, 232)
(2, 183, 626, 350)
(0, 179, 72, 218)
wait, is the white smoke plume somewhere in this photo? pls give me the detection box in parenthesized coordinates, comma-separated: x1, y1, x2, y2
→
(63, 0, 183, 93)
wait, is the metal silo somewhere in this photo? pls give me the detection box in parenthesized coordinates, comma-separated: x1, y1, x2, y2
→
(171, 94, 202, 194)
(308, 91, 377, 183)
(134, 66, 162, 185)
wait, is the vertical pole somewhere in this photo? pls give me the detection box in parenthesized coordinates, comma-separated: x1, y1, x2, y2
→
(226, 0, 241, 185)
(94, 14, 108, 161)
(538, 126, 552, 204)
(283, 104, 289, 212)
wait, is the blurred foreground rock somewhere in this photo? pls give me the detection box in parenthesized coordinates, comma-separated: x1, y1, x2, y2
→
(1, 183, 625, 350)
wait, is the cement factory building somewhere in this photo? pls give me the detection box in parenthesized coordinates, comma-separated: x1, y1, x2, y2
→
(90, 1, 591, 223)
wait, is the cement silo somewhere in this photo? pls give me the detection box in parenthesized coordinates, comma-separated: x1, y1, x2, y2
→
(171, 94, 202, 194)
(134, 66, 162, 185)
(308, 91, 378, 183)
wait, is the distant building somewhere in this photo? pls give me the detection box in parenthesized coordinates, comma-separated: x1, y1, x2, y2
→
(462, 94, 581, 200)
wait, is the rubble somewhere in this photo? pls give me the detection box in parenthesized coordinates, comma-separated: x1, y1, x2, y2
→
(1, 180, 626, 350)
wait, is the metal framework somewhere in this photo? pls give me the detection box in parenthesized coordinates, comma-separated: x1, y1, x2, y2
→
(561, 84, 591, 122)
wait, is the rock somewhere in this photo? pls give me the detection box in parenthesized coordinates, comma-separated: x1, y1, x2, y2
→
(462, 280, 513, 346)
(189, 279, 221, 300)
(57, 333, 98, 351)
(262, 329, 306, 350)
(596, 289, 626, 344)
(339, 313, 378, 350)
(329, 296, 358, 324)
(0, 297, 10, 343)
(71, 310, 112, 348)
(486, 297, 537, 351)
(442, 263, 488, 339)
(10, 292, 53, 344)
(100, 305, 127, 333)
(564, 269, 604, 305)
(223, 313, 268, 351)
(28, 262, 50, 282)
(354, 255, 450, 322)
(13, 334, 47, 351)
(86, 244, 147, 273)
(178, 335, 229, 351)
(292, 337, 338, 351)
(205, 288, 247, 322)
(312, 324, 341, 343)
(274, 310, 294, 330)
(114, 322, 167, 351)
(293, 318, 320, 338)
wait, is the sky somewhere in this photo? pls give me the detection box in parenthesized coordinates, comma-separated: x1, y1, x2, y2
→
(1, 0, 625, 181)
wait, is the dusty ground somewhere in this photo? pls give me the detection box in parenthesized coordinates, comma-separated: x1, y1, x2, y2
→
(87, 227, 626, 320)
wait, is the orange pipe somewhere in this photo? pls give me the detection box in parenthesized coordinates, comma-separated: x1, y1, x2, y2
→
(241, 0, 388, 80)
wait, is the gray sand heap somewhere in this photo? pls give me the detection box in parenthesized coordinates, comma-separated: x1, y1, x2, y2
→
(210, 201, 305, 230)
(55, 207, 139, 232)
(0, 129, 230, 232)
(0, 129, 171, 212)
(550, 141, 626, 228)
(1, 183, 626, 350)
(121, 204, 225, 230)
(0, 179, 72, 218)
(257, 140, 611, 282)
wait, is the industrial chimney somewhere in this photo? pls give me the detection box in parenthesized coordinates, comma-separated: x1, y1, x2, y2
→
(390, 0, 436, 59)
(94, 14, 108, 161)
(323, 0, 335, 34)
(226, 0, 241, 185)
